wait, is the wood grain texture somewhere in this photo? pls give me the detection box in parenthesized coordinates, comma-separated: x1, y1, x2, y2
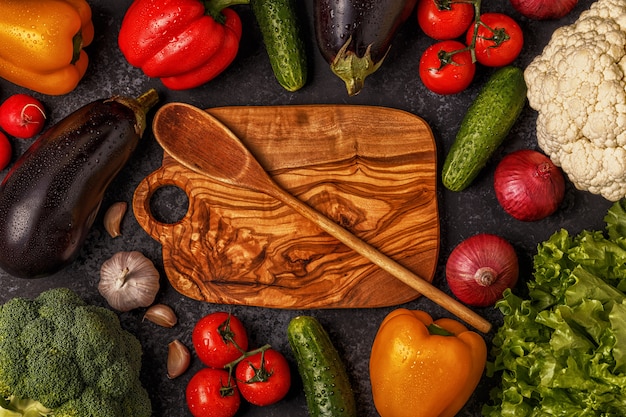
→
(133, 105, 439, 308)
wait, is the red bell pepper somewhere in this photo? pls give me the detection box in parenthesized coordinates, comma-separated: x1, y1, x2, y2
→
(118, 0, 248, 90)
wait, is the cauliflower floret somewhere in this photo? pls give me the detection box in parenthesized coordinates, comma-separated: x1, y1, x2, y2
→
(524, 0, 626, 201)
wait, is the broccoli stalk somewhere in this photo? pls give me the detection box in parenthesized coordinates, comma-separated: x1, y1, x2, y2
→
(0, 395, 53, 417)
(0, 288, 152, 417)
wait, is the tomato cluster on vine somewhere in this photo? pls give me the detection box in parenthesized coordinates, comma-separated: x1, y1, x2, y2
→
(417, 0, 524, 95)
(186, 312, 292, 417)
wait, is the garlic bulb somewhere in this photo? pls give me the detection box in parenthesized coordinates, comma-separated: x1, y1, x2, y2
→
(99, 251, 160, 312)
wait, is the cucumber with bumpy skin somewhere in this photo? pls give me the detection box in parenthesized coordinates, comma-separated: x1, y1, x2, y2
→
(251, 0, 307, 92)
(287, 316, 356, 417)
(442, 66, 527, 192)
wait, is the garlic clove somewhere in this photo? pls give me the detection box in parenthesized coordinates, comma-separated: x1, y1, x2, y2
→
(98, 251, 160, 312)
(167, 339, 191, 379)
(143, 304, 177, 328)
(104, 202, 128, 238)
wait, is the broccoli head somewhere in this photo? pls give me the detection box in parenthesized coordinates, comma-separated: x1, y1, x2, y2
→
(0, 288, 152, 417)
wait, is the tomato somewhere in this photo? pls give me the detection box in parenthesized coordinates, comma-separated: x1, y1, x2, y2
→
(419, 40, 475, 95)
(192, 312, 249, 368)
(466, 13, 524, 67)
(0, 132, 11, 171)
(417, 0, 474, 40)
(235, 348, 291, 406)
(0, 94, 46, 139)
(186, 367, 240, 417)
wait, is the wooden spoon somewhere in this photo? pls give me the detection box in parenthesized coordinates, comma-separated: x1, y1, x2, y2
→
(152, 102, 492, 333)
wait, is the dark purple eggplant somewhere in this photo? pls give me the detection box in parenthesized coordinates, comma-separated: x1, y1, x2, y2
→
(314, 0, 417, 96)
(0, 89, 159, 278)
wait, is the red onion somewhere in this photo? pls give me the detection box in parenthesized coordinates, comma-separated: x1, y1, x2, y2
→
(509, 0, 578, 20)
(446, 233, 519, 307)
(494, 149, 565, 222)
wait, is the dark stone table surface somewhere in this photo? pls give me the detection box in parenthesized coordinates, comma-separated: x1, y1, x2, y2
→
(0, 0, 608, 416)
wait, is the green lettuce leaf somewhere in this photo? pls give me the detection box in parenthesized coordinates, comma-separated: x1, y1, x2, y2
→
(484, 200, 626, 417)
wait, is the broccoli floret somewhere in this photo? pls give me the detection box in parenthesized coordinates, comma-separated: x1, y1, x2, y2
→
(0, 288, 152, 417)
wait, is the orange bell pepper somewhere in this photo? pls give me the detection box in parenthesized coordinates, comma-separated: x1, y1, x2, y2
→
(369, 308, 487, 417)
(0, 0, 94, 95)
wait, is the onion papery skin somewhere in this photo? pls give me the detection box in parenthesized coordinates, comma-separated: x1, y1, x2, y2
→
(494, 149, 565, 222)
(446, 233, 519, 307)
(509, 0, 578, 20)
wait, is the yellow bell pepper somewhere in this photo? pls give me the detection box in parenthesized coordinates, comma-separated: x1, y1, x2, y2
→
(0, 0, 94, 95)
(369, 309, 487, 417)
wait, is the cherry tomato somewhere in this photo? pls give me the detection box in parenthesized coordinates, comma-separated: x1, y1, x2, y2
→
(0, 132, 11, 171)
(235, 348, 291, 406)
(186, 367, 240, 417)
(419, 40, 475, 95)
(192, 312, 249, 368)
(466, 13, 524, 67)
(417, 0, 474, 40)
(0, 94, 46, 139)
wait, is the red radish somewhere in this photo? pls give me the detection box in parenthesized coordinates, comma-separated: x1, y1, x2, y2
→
(509, 0, 578, 20)
(0, 132, 11, 170)
(446, 233, 519, 307)
(0, 94, 47, 139)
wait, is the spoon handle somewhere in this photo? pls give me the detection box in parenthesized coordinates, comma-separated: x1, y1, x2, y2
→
(268, 184, 492, 333)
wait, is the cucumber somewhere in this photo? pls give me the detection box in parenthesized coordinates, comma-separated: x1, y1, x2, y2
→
(251, 0, 307, 92)
(287, 316, 356, 417)
(442, 66, 527, 192)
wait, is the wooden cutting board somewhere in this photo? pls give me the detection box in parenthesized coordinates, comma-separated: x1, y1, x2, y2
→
(133, 105, 439, 309)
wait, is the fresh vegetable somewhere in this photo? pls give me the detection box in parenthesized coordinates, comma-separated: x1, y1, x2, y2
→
(314, 0, 418, 96)
(143, 304, 178, 328)
(287, 316, 356, 417)
(167, 339, 191, 379)
(524, 0, 626, 201)
(0, 89, 158, 279)
(467, 13, 524, 67)
(98, 251, 161, 312)
(0, 0, 94, 95)
(192, 312, 249, 368)
(510, 0, 578, 20)
(446, 233, 519, 307)
(103, 201, 128, 238)
(186, 367, 240, 417)
(494, 149, 565, 221)
(0, 287, 152, 417)
(370, 308, 487, 417)
(251, 0, 307, 91)
(0, 133, 10, 171)
(118, 0, 248, 90)
(419, 40, 476, 95)
(442, 66, 527, 191)
(235, 348, 291, 406)
(417, 0, 474, 40)
(0, 95, 46, 139)
(484, 199, 626, 416)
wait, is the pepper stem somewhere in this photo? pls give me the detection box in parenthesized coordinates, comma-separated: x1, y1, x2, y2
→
(203, 0, 250, 23)
(71, 32, 83, 65)
(427, 323, 455, 336)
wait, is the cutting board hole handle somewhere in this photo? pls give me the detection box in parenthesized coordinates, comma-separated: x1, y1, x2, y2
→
(148, 184, 189, 225)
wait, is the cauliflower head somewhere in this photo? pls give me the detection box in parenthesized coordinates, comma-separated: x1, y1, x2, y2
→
(524, 0, 626, 201)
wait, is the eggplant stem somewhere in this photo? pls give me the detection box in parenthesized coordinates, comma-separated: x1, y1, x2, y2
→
(330, 36, 388, 96)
